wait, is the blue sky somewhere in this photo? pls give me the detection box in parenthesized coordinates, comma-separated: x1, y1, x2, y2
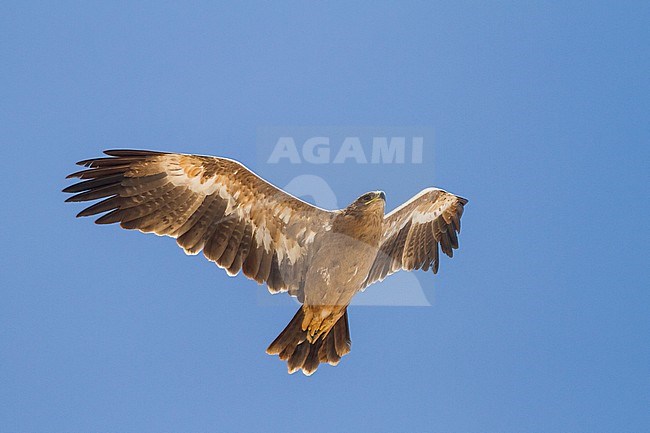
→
(1, 1, 648, 432)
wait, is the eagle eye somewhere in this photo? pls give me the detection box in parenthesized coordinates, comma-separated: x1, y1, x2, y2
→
(360, 193, 373, 203)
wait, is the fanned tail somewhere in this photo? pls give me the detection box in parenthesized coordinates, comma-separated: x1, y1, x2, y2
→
(266, 307, 351, 375)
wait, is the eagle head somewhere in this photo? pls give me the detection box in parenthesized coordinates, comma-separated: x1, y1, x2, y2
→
(343, 191, 386, 216)
(339, 190, 386, 223)
(353, 191, 386, 206)
(333, 191, 386, 244)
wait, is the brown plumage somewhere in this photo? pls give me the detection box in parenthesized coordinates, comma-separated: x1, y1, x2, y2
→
(64, 149, 467, 375)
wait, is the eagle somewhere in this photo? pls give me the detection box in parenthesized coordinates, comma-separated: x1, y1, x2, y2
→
(64, 149, 467, 375)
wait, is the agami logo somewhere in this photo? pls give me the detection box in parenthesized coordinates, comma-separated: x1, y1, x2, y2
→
(267, 136, 424, 164)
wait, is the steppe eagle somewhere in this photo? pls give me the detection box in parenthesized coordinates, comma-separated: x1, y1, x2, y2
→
(64, 149, 467, 375)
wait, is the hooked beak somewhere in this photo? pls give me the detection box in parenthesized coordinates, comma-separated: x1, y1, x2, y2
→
(368, 191, 386, 204)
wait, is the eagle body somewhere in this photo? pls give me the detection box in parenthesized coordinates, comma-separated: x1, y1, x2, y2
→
(301, 195, 385, 340)
(64, 149, 467, 375)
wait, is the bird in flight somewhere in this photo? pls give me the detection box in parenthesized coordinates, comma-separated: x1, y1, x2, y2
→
(64, 149, 467, 375)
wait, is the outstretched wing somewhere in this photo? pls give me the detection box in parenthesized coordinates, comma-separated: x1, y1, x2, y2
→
(364, 188, 467, 286)
(64, 149, 333, 297)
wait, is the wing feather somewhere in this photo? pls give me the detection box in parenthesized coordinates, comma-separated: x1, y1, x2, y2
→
(242, 241, 263, 281)
(256, 248, 274, 286)
(77, 196, 121, 217)
(364, 188, 467, 287)
(65, 150, 333, 295)
(175, 194, 220, 252)
(203, 213, 236, 263)
(228, 224, 253, 275)
(217, 217, 246, 269)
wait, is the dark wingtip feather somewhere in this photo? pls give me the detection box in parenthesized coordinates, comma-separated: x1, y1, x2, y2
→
(433, 244, 440, 274)
(62, 184, 78, 194)
(74, 149, 165, 167)
(94, 209, 123, 225)
(66, 186, 120, 203)
(62, 174, 124, 194)
(75, 197, 120, 218)
(103, 149, 167, 157)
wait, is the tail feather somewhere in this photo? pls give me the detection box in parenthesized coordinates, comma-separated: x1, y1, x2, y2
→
(333, 310, 351, 358)
(287, 342, 310, 374)
(267, 308, 351, 375)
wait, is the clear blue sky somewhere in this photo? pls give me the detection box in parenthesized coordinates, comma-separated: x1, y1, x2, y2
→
(1, 2, 648, 432)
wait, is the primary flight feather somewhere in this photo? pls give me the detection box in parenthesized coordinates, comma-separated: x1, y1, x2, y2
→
(64, 149, 467, 375)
